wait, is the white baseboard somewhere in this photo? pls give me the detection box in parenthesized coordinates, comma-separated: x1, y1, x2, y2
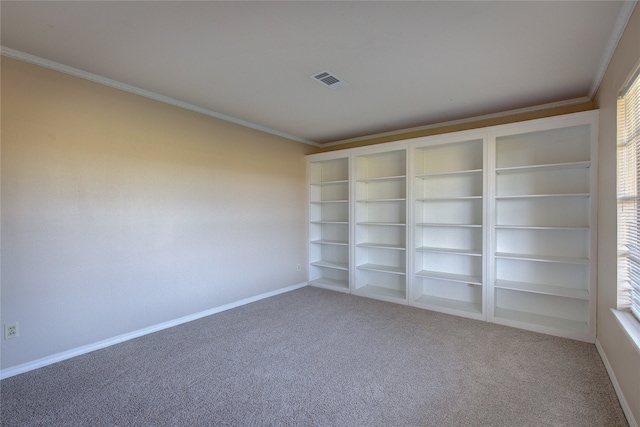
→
(1, 282, 308, 380)
(596, 339, 638, 427)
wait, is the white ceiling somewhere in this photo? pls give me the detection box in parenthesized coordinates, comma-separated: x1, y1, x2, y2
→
(1, 1, 635, 145)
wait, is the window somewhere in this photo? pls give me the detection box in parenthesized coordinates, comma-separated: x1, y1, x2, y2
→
(617, 65, 640, 322)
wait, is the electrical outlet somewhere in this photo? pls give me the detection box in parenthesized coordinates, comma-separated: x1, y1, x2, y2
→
(5, 322, 19, 340)
(297, 264, 301, 271)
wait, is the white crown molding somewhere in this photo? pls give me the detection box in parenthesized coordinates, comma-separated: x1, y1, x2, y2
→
(589, 0, 638, 99)
(1, 46, 321, 147)
(322, 96, 592, 147)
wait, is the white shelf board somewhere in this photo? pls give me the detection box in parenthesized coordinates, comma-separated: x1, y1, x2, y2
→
(354, 284, 406, 301)
(309, 179, 349, 186)
(310, 239, 349, 246)
(310, 221, 349, 225)
(415, 169, 482, 178)
(416, 196, 482, 201)
(357, 263, 406, 275)
(356, 198, 406, 203)
(495, 280, 589, 300)
(309, 278, 350, 292)
(415, 270, 482, 285)
(414, 294, 482, 314)
(310, 199, 349, 204)
(495, 225, 589, 231)
(495, 252, 589, 265)
(310, 260, 349, 271)
(495, 161, 590, 174)
(357, 222, 406, 227)
(416, 222, 481, 228)
(495, 193, 590, 200)
(416, 247, 482, 256)
(356, 175, 406, 183)
(357, 242, 406, 250)
(494, 307, 589, 334)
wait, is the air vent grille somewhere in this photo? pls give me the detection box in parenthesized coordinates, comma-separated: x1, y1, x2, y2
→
(311, 71, 349, 90)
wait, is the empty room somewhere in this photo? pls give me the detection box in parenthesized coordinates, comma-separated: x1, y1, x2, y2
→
(1, 1, 639, 426)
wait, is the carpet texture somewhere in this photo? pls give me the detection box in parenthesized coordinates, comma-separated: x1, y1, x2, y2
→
(0, 286, 628, 426)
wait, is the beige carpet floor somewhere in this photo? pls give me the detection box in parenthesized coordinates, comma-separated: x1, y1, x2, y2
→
(0, 286, 628, 426)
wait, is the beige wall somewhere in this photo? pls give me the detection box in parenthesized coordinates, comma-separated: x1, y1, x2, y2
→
(1, 57, 313, 370)
(594, 4, 640, 425)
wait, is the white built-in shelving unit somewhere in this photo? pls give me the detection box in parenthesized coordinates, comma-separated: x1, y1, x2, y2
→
(488, 117, 597, 342)
(353, 147, 409, 304)
(412, 137, 486, 320)
(308, 155, 350, 293)
(307, 111, 597, 342)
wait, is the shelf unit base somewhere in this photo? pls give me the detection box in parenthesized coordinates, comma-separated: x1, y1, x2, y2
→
(353, 284, 407, 304)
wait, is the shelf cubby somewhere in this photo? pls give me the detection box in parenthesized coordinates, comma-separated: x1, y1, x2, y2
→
(495, 124, 591, 169)
(495, 227, 589, 260)
(308, 157, 350, 293)
(413, 277, 483, 317)
(354, 148, 408, 303)
(493, 290, 590, 336)
(491, 119, 596, 341)
(413, 138, 485, 318)
(494, 280, 589, 300)
(495, 258, 589, 290)
(495, 196, 589, 229)
(307, 111, 598, 343)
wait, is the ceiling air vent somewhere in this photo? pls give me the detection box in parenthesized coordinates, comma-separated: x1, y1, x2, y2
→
(311, 71, 349, 90)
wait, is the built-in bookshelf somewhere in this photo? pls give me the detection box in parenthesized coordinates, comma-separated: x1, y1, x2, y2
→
(412, 137, 486, 320)
(353, 147, 408, 304)
(308, 156, 350, 293)
(489, 119, 596, 342)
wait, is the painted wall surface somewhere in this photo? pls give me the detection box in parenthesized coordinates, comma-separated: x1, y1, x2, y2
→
(594, 4, 640, 424)
(1, 57, 312, 369)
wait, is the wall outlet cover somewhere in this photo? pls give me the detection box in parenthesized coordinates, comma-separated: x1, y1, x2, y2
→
(5, 322, 19, 340)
